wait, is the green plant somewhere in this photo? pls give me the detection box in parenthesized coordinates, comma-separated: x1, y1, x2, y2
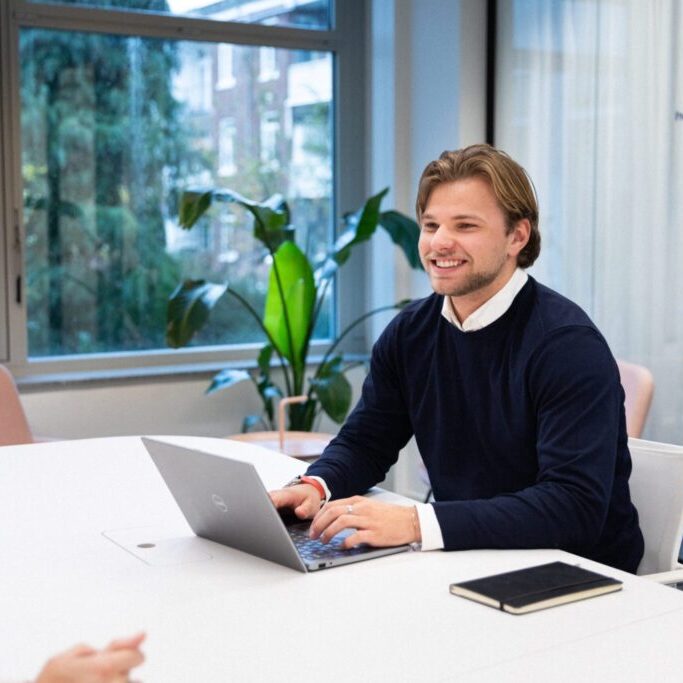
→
(166, 187, 422, 432)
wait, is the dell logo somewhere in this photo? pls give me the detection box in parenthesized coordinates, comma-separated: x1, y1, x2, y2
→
(211, 493, 228, 513)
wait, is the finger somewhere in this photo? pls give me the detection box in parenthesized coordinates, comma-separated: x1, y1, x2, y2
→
(96, 648, 145, 674)
(294, 498, 319, 519)
(318, 513, 362, 544)
(310, 497, 356, 533)
(106, 632, 146, 652)
(341, 528, 374, 549)
(60, 643, 97, 658)
(269, 489, 298, 509)
(309, 504, 340, 538)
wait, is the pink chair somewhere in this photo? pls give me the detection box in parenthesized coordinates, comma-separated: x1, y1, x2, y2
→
(616, 359, 655, 438)
(0, 364, 34, 446)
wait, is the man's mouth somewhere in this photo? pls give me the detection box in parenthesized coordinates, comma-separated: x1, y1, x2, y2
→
(432, 258, 467, 269)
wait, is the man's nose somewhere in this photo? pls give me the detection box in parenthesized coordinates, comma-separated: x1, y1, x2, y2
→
(431, 226, 455, 252)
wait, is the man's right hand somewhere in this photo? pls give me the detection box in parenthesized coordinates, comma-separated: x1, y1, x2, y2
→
(269, 484, 322, 520)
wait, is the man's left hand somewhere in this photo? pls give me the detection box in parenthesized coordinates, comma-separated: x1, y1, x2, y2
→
(309, 496, 420, 548)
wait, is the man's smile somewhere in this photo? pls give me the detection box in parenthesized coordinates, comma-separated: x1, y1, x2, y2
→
(431, 258, 468, 270)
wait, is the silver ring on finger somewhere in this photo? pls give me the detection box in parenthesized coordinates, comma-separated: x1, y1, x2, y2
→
(346, 504, 354, 514)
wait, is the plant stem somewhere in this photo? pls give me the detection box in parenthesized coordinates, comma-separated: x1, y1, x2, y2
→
(315, 303, 402, 379)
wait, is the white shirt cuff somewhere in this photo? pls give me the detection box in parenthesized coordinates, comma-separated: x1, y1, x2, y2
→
(415, 503, 444, 551)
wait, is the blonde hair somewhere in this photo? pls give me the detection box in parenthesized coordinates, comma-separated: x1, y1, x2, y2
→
(415, 144, 540, 267)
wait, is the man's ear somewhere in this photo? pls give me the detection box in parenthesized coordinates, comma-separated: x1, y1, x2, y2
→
(508, 218, 531, 257)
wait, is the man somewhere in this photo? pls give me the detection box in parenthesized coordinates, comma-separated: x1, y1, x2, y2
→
(271, 144, 644, 573)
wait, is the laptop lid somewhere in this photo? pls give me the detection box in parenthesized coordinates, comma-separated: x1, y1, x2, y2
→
(142, 437, 410, 572)
(143, 437, 306, 571)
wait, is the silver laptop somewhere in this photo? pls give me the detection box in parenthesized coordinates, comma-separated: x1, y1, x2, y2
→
(142, 437, 411, 572)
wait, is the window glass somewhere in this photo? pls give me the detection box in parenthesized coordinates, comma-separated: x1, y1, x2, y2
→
(20, 28, 333, 357)
(26, 0, 332, 30)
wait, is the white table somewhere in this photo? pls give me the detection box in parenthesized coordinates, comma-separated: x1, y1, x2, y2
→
(2, 436, 683, 682)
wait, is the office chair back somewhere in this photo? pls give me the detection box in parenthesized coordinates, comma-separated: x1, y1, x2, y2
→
(616, 359, 654, 438)
(0, 364, 33, 446)
(628, 437, 683, 575)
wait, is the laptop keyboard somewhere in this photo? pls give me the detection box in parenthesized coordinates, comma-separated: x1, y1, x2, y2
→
(287, 523, 369, 561)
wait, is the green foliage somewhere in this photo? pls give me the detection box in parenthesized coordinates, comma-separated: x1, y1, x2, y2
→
(167, 187, 423, 431)
(21, 16, 194, 356)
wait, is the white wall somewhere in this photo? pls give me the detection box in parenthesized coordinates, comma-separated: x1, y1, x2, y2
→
(20, 367, 367, 441)
(368, 0, 487, 498)
(18, 0, 489, 500)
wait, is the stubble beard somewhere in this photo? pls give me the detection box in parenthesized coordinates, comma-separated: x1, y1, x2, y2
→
(431, 252, 510, 298)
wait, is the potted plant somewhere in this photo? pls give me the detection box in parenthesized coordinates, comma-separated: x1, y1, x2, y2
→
(166, 187, 422, 433)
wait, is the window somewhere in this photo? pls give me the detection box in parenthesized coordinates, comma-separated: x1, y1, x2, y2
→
(218, 117, 237, 176)
(259, 46, 280, 82)
(259, 112, 280, 170)
(495, 0, 683, 442)
(216, 44, 236, 90)
(26, 0, 332, 30)
(0, 1, 368, 377)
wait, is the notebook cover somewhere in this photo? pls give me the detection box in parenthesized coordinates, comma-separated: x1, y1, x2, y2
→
(449, 561, 623, 614)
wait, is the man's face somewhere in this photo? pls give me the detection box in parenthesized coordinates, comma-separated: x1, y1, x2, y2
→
(418, 176, 528, 319)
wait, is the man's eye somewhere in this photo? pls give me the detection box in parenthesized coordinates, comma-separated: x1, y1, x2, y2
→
(421, 223, 438, 231)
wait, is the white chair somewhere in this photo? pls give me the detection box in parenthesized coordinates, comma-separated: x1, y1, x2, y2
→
(628, 437, 683, 583)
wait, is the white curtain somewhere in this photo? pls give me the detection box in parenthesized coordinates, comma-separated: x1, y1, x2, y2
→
(496, 0, 683, 442)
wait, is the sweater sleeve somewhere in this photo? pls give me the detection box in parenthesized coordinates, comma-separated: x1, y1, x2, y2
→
(306, 321, 414, 498)
(431, 325, 624, 554)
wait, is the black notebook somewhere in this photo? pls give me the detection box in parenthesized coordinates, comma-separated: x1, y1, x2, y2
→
(449, 561, 623, 615)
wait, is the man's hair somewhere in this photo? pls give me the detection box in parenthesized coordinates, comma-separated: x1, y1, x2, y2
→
(415, 144, 540, 268)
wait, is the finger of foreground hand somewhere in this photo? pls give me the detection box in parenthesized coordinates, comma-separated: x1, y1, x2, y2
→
(96, 648, 145, 674)
(106, 632, 146, 652)
(60, 644, 98, 658)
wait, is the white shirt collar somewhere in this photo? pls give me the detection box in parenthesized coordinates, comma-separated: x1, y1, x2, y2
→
(440, 268, 529, 332)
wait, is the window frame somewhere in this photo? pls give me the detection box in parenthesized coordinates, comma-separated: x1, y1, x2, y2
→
(0, 0, 369, 382)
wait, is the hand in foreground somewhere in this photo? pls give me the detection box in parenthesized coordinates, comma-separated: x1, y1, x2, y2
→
(35, 632, 145, 683)
(269, 484, 322, 520)
(309, 496, 421, 549)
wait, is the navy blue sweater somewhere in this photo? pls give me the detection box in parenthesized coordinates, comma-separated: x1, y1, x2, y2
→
(308, 278, 644, 573)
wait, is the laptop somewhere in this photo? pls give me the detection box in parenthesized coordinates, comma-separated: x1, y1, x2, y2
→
(142, 437, 411, 572)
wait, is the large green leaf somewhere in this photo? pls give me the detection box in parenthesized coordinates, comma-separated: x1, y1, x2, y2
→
(179, 188, 292, 251)
(314, 188, 388, 284)
(264, 241, 315, 377)
(310, 356, 352, 424)
(379, 210, 423, 270)
(178, 190, 213, 229)
(166, 279, 227, 347)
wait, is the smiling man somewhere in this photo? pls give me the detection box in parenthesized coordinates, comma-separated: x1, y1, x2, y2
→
(270, 144, 644, 573)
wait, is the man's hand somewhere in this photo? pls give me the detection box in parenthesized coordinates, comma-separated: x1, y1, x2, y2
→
(269, 484, 321, 519)
(309, 496, 420, 549)
(35, 632, 145, 683)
